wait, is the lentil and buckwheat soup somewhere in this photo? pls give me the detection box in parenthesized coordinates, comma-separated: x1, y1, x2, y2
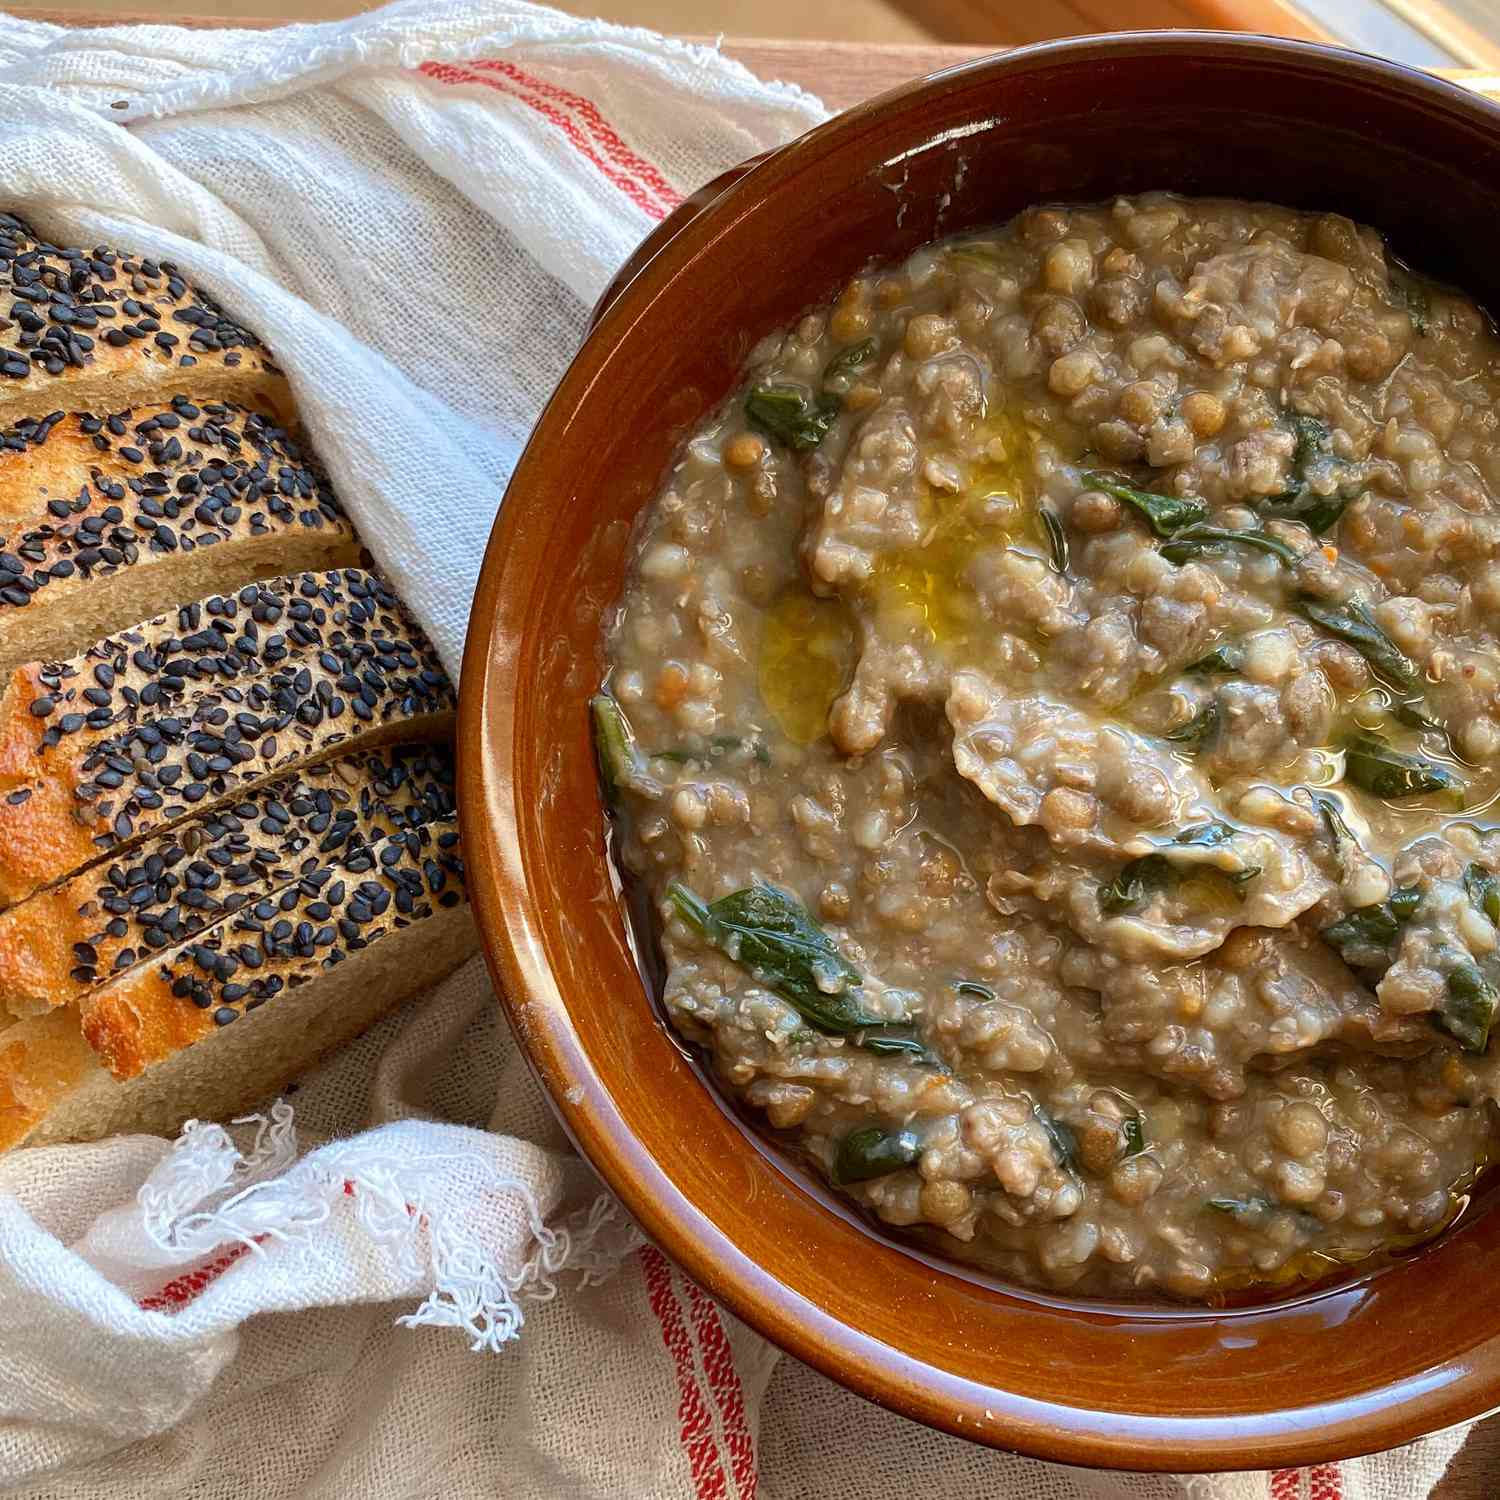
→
(596, 193, 1500, 1301)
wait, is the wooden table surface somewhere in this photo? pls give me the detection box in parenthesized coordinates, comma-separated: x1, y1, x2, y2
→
(24, 11, 1500, 1492)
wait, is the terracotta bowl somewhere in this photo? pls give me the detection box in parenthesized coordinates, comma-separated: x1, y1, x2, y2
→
(459, 32, 1500, 1470)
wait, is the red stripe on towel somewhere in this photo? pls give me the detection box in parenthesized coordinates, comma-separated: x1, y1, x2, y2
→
(416, 60, 668, 220)
(683, 1279, 758, 1500)
(1270, 1471, 1302, 1500)
(1310, 1464, 1343, 1500)
(641, 1245, 729, 1499)
(137, 1237, 261, 1311)
(469, 57, 683, 211)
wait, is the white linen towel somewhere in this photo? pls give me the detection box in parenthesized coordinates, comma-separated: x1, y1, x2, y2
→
(0, 3, 1478, 1495)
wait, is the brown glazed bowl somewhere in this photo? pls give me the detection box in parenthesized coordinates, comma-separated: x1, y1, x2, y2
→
(460, 32, 1500, 1471)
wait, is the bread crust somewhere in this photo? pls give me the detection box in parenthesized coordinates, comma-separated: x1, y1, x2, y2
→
(80, 816, 465, 1079)
(0, 214, 288, 426)
(0, 1005, 95, 1152)
(0, 568, 455, 912)
(0, 400, 362, 673)
(0, 742, 457, 1018)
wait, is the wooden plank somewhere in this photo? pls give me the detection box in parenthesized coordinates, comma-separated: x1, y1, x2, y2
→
(1183, 0, 1334, 37)
(905, 0, 1295, 46)
(20, 14, 1497, 109)
(33, 20, 1479, 115)
(895, 0, 1189, 46)
(26, 7, 272, 23)
(1382, 0, 1500, 68)
(716, 38, 992, 108)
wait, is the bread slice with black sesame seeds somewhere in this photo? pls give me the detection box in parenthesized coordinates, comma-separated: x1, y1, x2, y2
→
(0, 741, 456, 1020)
(0, 816, 473, 1151)
(0, 567, 454, 913)
(80, 814, 467, 1080)
(0, 214, 290, 429)
(0, 400, 363, 676)
(0, 218, 479, 1152)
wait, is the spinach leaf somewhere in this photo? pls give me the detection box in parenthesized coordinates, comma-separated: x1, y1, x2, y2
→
(1206, 1194, 1277, 1222)
(1324, 903, 1404, 952)
(1322, 886, 1423, 968)
(591, 692, 650, 805)
(1083, 471, 1208, 537)
(1164, 702, 1220, 749)
(1206, 1194, 1321, 1233)
(1035, 1107, 1078, 1170)
(1342, 731, 1460, 801)
(822, 338, 877, 386)
(1312, 791, 1361, 877)
(1122, 1115, 1146, 1156)
(1273, 412, 1332, 505)
(745, 384, 841, 451)
(1297, 597, 1422, 696)
(653, 735, 770, 766)
(1313, 792, 1356, 851)
(1185, 644, 1243, 675)
(831, 1125, 920, 1185)
(1039, 505, 1069, 574)
(1260, 487, 1356, 536)
(1391, 886, 1424, 921)
(1099, 854, 1175, 914)
(955, 979, 996, 1000)
(1161, 524, 1300, 567)
(1391, 701, 1463, 766)
(1388, 259, 1431, 336)
(1100, 829, 1259, 914)
(1393, 701, 1446, 737)
(1441, 963, 1496, 1054)
(1173, 821, 1234, 848)
(1254, 414, 1361, 534)
(1170, 823, 1260, 891)
(668, 881, 887, 1033)
(1298, 598, 1451, 757)
(855, 1027, 944, 1068)
(1288, 413, 1330, 473)
(1466, 864, 1500, 926)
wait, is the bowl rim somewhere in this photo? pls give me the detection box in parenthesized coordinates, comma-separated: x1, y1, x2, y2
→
(460, 29, 1500, 1471)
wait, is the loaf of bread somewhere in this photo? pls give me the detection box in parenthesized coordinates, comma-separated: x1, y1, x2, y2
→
(0, 214, 288, 425)
(0, 400, 362, 676)
(0, 820, 472, 1149)
(0, 219, 476, 1151)
(0, 742, 456, 1019)
(0, 568, 454, 912)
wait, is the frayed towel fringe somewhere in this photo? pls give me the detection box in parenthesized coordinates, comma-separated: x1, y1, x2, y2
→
(135, 1102, 642, 1352)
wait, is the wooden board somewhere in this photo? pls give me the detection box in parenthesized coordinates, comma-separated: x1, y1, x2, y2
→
(15, 9, 1500, 1493)
(20, 13, 1500, 105)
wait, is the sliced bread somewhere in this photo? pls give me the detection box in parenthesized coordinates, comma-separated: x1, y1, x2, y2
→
(0, 215, 476, 1155)
(0, 741, 456, 1019)
(0, 214, 289, 426)
(0, 568, 454, 912)
(79, 815, 465, 1081)
(0, 400, 362, 675)
(0, 895, 474, 1151)
(0, 814, 469, 1150)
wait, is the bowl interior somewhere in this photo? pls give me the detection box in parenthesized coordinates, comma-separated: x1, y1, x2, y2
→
(462, 33, 1500, 1470)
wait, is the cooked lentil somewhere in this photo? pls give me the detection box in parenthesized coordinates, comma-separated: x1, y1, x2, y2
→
(600, 194, 1500, 1300)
